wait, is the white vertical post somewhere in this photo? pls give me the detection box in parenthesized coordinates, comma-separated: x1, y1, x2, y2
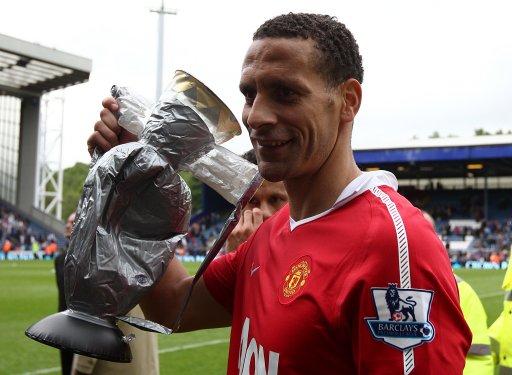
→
(150, 0, 177, 101)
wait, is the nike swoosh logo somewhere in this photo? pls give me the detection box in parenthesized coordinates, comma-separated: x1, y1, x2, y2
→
(250, 265, 261, 277)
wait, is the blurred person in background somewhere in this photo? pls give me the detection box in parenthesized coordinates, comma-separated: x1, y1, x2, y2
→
(3, 238, 11, 259)
(54, 211, 76, 375)
(58, 219, 160, 374)
(488, 264, 512, 374)
(71, 303, 159, 375)
(456, 275, 494, 374)
(224, 149, 287, 254)
(423, 210, 494, 374)
(45, 239, 58, 258)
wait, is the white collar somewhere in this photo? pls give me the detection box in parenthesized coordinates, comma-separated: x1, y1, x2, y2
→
(289, 170, 398, 231)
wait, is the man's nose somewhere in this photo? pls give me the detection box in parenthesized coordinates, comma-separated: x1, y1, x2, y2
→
(246, 96, 277, 130)
(259, 202, 275, 221)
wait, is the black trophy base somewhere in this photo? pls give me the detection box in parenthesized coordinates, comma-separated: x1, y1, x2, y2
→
(25, 310, 132, 363)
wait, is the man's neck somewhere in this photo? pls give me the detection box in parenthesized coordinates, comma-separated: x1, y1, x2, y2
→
(285, 162, 362, 221)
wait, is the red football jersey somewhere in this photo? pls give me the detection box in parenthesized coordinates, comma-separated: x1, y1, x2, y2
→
(204, 171, 471, 374)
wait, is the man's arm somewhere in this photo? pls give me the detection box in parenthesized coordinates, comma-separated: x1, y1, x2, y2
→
(140, 257, 232, 332)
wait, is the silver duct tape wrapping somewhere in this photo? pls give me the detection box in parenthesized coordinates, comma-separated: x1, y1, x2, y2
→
(64, 142, 191, 320)
(26, 70, 261, 361)
(184, 145, 259, 205)
(140, 70, 257, 204)
(25, 70, 262, 361)
(113, 86, 152, 137)
(64, 70, 259, 324)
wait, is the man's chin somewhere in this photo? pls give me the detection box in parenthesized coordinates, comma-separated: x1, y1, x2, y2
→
(258, 165, 287, 183)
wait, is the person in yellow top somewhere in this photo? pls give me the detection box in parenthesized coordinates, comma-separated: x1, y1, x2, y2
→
(455, 275, 494, 374)
(422, 210, 494, 374)
(488, 265, 512, 374)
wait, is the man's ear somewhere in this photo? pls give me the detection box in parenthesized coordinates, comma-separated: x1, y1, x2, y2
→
(339, 79, 362, 123)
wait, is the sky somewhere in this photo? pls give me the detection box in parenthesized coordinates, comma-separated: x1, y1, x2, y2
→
(1, 0, 512, 168)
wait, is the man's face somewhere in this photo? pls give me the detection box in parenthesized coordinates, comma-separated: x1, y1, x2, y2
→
(245, 180, 287, 220)
(65, 212, 76, 239)
(239, 38, 343, 183)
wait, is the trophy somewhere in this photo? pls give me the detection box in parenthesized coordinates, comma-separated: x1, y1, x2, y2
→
(25, 70, 262, 362)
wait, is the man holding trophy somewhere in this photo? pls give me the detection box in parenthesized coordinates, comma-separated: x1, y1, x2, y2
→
(30, 12, 472, 374)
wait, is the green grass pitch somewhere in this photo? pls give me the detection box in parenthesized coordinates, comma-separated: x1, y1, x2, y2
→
(0, 260, 506, 375)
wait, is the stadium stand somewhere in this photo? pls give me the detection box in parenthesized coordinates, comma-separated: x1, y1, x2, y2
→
(350, 136, 512, 268)
(0, 33, 91, 241)
(1, 199, 65, 260)
(0, 32, 510, 267)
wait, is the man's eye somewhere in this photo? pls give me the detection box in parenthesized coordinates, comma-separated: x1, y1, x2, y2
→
(242, 89, 256, 104)
(271, 196, 287, 205)
(281, 88, 294, 96)
(276, 87, 298, 102)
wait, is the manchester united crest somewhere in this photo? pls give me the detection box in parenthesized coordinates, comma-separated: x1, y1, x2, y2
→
(280, 256, 312, 304)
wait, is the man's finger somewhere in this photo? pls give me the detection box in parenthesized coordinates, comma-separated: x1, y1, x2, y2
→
(251, 208, 264, 227)
(94, 120, 120, 146)
(101, 96, 118, 112)
(87, 131, 115, 156)
(99, 108, 121, 135)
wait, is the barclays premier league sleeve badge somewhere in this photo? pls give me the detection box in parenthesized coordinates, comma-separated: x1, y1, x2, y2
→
(365, 283, 435, 351)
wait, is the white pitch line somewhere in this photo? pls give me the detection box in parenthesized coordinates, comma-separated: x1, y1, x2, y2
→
(478, 291, 505, 299)
(479, 290, 505, 299)
(158, 339, 229, 354)
(15, 339, 229, 375)
(15, 367, 61, 375)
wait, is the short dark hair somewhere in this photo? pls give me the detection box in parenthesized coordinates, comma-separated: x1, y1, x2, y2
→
(242, 149, 258, 165)
(253, 13, 364, 87)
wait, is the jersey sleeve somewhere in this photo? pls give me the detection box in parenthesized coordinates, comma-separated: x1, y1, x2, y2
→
(343, 188, 472, 374)
(203, 244, 246, 314)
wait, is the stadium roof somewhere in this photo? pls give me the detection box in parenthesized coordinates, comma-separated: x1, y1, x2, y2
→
(354, 135, 512, 179)
(0, 33, 92, 97)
